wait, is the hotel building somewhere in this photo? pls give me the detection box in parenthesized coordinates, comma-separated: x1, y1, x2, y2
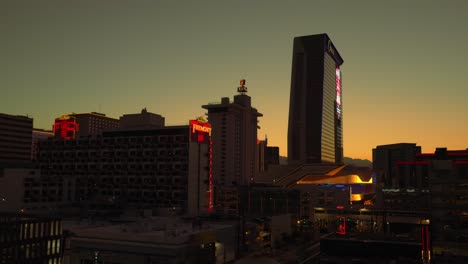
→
(202, 82, 262, 214)
(288, 34, 344, 165)
(23, 118, 213, 217)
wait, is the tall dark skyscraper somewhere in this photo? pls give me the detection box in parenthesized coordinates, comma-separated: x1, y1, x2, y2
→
(288, 34, 344, 164)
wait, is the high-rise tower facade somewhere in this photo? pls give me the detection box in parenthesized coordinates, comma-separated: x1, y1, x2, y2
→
(288, 34, 344, 164)
(202, 81, 262, 214)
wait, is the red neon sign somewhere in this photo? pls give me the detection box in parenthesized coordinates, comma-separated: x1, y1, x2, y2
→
(190, 119, 214, 213)
(207, 140, 214, 212)
(336, 67, 342, 120)
(336, 216, 346, 235)
(189, 120, 211, 144)
(53, 115, 79, 140)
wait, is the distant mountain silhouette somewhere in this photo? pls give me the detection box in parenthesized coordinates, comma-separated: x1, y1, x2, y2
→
(343, 157, 372, 168)
(278, 156, 371, 167)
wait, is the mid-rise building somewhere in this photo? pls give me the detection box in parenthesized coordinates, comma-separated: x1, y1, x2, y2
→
(31, 119, 212, 217)
(395, 148, 468, 259)
(373, 143, 422, 188)
(0, 113, 33, 166)
(31, 128, 53, 160)
(119, 108, 165, 130)
(373, 144, 468, 260)
(257, 137, 280, 172)
(202, 81, 263, 214)
(52, 112, 119, 140)
(288, 34, 344, 165)
(71, 112, 119, 138)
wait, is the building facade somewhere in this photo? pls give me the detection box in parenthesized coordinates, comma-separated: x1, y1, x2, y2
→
(287, 34, 344, 165)
(63, 217, 237, 264)
(31, 128, 53, 161)
(31, 121, 212, 217)
(119, 108, 165, 130)
(70, 112, 119, 138)
(397, 148, 468, 258)
(53, 112, 119, 140)
(202, 84, 262, 215)
(0, 113, 33, 166)
(373, 144, 468, 260)
(373, 143, 422, 188)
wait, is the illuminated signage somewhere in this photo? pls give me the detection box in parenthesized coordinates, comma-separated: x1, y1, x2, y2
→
(237, 79, 248, 94)
(351, 194, 363, 202)
(189, 119, 214, 213)
(189, 119, 211, 144)
(53, 115, 79, 140)
(192, 123, 211, 135)
(207, 140, 214, 212)
(335, 66, 342, 120)
(336, 216, 346, 235)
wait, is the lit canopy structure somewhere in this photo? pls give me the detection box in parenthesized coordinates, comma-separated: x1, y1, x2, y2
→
(262, 164, 373, 189)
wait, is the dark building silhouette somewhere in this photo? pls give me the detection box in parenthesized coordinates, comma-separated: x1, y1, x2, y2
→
(257, 137, 280, 172)
(373, 143, 422, 188)
(0, 113, 33, 166)
(398, 148, 468, 259)
(265, 146, 280, 169)
(31, 128, 53, 161)
(31, 120, 212, 217)
(288, 34, 344, 165)
(119, 108, 165, 130)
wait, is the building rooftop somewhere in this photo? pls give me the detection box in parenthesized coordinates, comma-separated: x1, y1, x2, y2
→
(63, 217, 232, 245)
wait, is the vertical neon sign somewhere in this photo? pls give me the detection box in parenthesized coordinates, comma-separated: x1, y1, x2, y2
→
(336, 67, 342, 120)
(189, 119, 214, 213)
(336, 216, 346, 235)
(208, 140, 214, 212)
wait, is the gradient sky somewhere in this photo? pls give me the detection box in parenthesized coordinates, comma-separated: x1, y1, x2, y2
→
(2, 0, 468, 160)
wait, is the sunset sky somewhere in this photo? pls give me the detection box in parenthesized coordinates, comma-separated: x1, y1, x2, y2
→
(2, 0, 467, 160)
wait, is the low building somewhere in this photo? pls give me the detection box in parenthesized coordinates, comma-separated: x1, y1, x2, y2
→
(62, 217, 236, 264)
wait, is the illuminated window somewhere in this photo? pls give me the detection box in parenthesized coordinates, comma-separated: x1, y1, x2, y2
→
(47, 240, 51, 255)
(26, 244, 30, 258)
(52, 239, 57, 254)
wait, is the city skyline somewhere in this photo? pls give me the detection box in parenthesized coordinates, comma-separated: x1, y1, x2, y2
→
(2, 0, 468, 160)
